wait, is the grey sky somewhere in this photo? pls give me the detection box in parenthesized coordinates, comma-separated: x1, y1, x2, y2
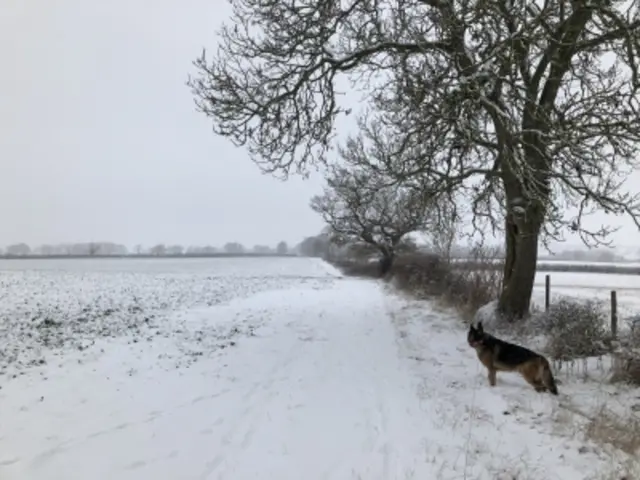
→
(1, 1, 639, 252)
(0, 0, 326, 249)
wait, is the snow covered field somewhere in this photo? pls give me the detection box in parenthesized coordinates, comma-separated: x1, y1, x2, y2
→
(532, 271, 640, 322)
(0, 258, 638, 479)
(456, 258, 640, 267)
(454, 258, 640, 268)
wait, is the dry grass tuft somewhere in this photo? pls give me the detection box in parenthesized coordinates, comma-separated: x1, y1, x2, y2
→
(585, 406, 640, 456)
(385, 246, 502, 319)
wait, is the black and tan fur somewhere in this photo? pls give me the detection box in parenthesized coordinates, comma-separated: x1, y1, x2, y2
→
(467, 322, 558, 395)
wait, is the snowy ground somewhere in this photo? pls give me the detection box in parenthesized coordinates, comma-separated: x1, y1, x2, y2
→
(0, 258, 638, 479)
(0, 257, 336, 376)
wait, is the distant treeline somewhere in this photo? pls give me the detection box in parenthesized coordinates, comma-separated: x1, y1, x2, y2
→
(0, 252, 299, 260)
(0, 240, 296, 258)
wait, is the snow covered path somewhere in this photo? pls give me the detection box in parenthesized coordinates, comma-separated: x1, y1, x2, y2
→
(0, 273, 627, 479)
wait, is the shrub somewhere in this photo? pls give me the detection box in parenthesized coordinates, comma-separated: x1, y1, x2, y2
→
(610, 316, 640, 385)
(332, 244, 503, 318)
(610, 347, 640, 386)
(332, 260, 381, 278)
(441, 245, 503, 317)
(584, 405, 640, 456)
(529, 298, 611, 361)
(390, 253, 450, 298)
(627, 315, 640, 342)
(388, 246, 502, 318)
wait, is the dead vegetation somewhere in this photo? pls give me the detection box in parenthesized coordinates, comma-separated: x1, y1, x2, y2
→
(335, 245, 503, 320)
(585, 406, 640, 457)
(610, 327, 640, 386)
(551, 400, 640, 479)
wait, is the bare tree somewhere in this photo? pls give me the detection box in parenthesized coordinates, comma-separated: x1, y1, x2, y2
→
(344, 236, 419, 264)
(336, 120, 463, 263)
(425, 202, 461, 266)
(201, 245, 218, 254)
(345, 242, 379, 262)
(88, 243, 100, 256)
(166, 245, 184, 255)
(6, 243, 31, 257)
(224, 242, 245, 254)
(311, 161, 434, 274)
(276, 241, 288, 254)
(150, 244, 166, 256)
(190, 0, 640, 319)
(297, 233, 331, 258)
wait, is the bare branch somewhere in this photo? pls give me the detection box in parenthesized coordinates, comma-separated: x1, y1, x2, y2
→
(310, 128, 439, 255)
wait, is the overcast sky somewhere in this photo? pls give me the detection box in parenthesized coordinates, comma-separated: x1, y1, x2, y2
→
(0, 0, 326, 249)
(1, 1, 639, 252)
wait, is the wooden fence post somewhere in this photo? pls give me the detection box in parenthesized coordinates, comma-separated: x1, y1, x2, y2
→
(545, 274, 550, 312)
(611, 290, 618, 339)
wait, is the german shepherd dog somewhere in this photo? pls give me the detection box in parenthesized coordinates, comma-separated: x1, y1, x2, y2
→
(467, 322, 558, 395)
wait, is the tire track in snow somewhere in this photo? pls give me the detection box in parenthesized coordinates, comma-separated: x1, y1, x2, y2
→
(27, 387, 234, 471)
(198, 341, 302, 479)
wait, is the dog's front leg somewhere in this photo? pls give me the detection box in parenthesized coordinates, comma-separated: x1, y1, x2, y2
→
(487, 368, 497, 386)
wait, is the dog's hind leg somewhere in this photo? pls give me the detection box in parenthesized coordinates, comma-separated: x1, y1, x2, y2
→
(520, 364, 546, 393)
(541, 362, 559, 395)
(533, 380, 547, 393)
(520, 373, 541, 392)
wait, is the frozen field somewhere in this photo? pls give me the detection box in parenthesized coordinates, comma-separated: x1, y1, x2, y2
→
(537, 260, 640, 268)
(0, 258, 637, 479)
(0, 257, 337, 376)
(456, 258, 640, 268)
(532, 271, 640, 321)
(455, 258, 640, 268)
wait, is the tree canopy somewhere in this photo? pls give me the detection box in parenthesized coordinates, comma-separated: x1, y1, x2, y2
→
(311, 164, 433, 258)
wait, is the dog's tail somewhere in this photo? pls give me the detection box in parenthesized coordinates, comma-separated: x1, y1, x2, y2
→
(541, 359, 559, 395)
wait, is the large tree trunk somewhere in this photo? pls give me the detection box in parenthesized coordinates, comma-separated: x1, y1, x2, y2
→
(498, 211, 541, 320)
(494, 84, 551, 321)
